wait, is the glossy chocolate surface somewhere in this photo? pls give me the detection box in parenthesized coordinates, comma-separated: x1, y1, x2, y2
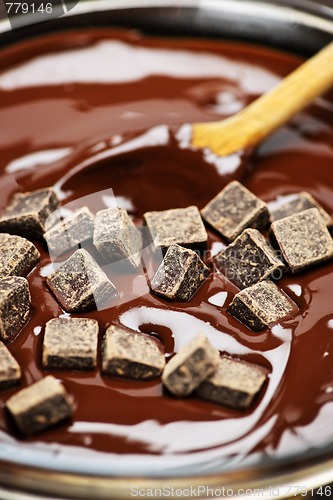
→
(0, 29, 333, 474)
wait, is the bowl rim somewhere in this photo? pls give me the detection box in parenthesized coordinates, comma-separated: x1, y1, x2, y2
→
(0, 0, 333, 36)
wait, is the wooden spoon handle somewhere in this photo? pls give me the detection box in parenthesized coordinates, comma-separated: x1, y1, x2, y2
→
(192, 41, 333, 156)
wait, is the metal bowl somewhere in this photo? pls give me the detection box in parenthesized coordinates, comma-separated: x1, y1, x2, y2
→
(0, 1, 333, 498)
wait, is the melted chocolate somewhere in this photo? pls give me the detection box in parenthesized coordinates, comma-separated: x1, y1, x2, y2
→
(0, 29, 333, 475)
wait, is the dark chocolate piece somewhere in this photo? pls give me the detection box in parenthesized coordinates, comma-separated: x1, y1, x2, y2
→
(271, 208, 333, 273)
(144, 206, 207, 252)
(269, 191, 332, 227)
(0, 341, 21, 390)
(227, 280, 298, 331)
(0, 276, 31, 342)
(46, 249, 118, 312)
(201, 180, 270, 242)
(93, 207, 142, 269)
(150, 244, 209, 301)
(162, 332, 220, 397)
(42, 317, 99, 370)
(197, 357, 267, 409)
(102, 324, 165, 380)
(44, 206, 94, 256)
(214, 228, 285, 289)
(6, 375, 74, 435)
(0, 233, 40, 279)
(0, 188, 60, 238)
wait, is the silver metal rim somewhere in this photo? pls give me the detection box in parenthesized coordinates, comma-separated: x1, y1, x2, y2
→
(0, 0, 332, 35)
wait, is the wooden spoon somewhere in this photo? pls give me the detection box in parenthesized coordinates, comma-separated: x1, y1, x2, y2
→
(191, 42, 333, 156)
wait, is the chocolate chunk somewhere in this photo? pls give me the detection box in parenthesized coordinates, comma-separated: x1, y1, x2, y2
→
(269, 191, 332, 228)
(197, 357, 267, 409)
(102, 324, 165, 380)
(42, 317, 99, 370)
(271, 208, 333, 273)
(227, 280, 298, 331)
(150, 244, 209, 301)
(0, 276, 31, 342)
(214, 228, 285, 289)
(201, 181, 270, 242)
(0, 188, 60, 238)
(44, 206, 94, 256)
(0, 233, 40, 279)
(162, 332, 220, 397)
(144, 206, 207, 252)
(46, 249, 118, 312)
(6, 375, 74, 435)
(0, 341, 21, 390)
(93, 207, 142, 269)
